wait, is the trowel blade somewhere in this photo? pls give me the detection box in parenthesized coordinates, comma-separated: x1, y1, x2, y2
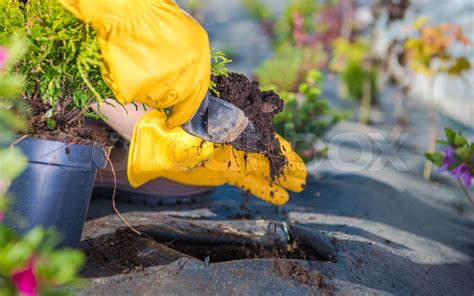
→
(181, 93, 265, 152)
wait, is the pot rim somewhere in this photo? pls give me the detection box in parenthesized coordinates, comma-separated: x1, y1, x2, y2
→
(11, 136, 110, 170)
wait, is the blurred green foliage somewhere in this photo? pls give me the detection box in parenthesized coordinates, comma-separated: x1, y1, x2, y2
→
(0, 226, 85, 295)
(273, 0, 320, 45)
(273, 70, 351, 160)
(255, 43, 327, 92)
(0, 36, 27, 191)
(245, 0, 348, 154)
(330, 38, 377, 101)
(0, 36, 85, 296)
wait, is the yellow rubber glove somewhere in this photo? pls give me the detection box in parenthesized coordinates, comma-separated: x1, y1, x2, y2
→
(60, 0, 211, 128)
(61, 0, 308, 204)
(128, 111, 307, 205)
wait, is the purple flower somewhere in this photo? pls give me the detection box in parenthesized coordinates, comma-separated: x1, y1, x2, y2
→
(451, 163, 472, 187)
(0, 47, 7, 70)
(438, 146, 456, 173)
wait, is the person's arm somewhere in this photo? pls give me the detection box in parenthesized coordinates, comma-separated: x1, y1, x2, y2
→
(92, 101, 149, 142)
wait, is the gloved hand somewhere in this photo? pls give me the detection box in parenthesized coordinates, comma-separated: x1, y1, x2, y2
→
(60, 0, 211, 128)
(61, 0, 308, 205)
(128, 111, 307, 205)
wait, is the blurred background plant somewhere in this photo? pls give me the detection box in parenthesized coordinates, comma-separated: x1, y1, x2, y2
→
(273, 0, 321, 46)
(405, 19, 472, 180)
(0, 0, 113, 131)
(255, 43, 327, 92)
(330, 38, 377, 102)
(405, 19, 471, 77)
(425, 128, 474, 207)
(0, 36, 27, 201)
(373, 0, 410, 22)
(244, 0, 359, 157)
(329, 37, 377, 124)
(246, 0, 351, 90)
(272, 70, 350, 161)
(0, 35, 85, 296)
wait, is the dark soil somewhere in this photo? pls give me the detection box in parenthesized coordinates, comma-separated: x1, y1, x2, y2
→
(82, 228, 329, 278)
(212, 72, 287, 180)
(155, 237, 321, 263)
(24, 94, 110, 146)
(81, 229, 187, 278)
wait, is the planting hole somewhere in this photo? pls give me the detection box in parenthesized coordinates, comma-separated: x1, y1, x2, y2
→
(150, 237, 319, 264)
(81, 227, 331, 278)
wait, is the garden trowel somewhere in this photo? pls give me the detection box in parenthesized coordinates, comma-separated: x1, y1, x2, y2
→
(182, 92, 264, 152)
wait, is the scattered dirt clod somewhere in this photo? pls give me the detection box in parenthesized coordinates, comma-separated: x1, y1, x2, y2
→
(272, 260, 334, 294)
(212, 72, 288, 180)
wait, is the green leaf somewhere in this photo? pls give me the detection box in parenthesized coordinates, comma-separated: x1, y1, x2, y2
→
(298, 83, 309, 94)
(448, 162, 461, 171)
(44, 109, 54, 119)
(454, 134, 468, 147)
(455, 146, 471, 161)
(307, 69, 323, 83)
(0, 108, 25, 132)
(448, 57, 471, 76)
(436, 140, 449, 145)
(44, 249, 85, 284)
(425, 152, 444, 166)
(0, 147, 27, 182)
(0, 74, 24, 98)
(22, 227, 46, 249)
(46, 118, 57, 130)
(444, 127, 456, 144)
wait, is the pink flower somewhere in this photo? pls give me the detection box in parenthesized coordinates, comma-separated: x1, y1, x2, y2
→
(0, 47, 7, 70)
(11, 258, 38, 296)
(0, 212, 4, 222)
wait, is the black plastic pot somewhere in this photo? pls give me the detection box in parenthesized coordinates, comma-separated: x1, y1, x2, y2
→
(6, 137, 108, 248)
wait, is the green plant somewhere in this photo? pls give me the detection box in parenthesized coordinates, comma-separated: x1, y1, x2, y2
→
(274, 0, 320, 46)
(0, 0, 113, 129)
(209, 49, 232, 95)
(0, 37, 85, 296)
(330, 38, 377, 101)
(0, 227, 86, 295)
(425, 128, 473, 207)
(255, 43, 327, 92)
(273, 70, 350, 160)
(405, 20, 471, 180)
